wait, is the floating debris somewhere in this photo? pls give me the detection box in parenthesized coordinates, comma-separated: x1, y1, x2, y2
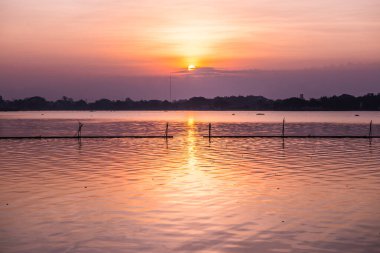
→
(256, 113, 265, 115)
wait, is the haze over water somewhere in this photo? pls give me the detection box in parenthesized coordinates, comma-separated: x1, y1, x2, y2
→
(0, 111, 380, 253)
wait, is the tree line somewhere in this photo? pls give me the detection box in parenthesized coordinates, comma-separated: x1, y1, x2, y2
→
(0, 93, 379, 111)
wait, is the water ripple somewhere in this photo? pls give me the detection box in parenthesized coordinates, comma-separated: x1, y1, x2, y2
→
(1, 112, 380, 253)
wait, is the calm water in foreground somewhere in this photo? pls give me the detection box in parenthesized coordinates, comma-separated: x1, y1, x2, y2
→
(1, 111, 380, 253)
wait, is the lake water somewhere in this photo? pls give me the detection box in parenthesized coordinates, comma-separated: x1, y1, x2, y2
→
(1, 111, 380, 253)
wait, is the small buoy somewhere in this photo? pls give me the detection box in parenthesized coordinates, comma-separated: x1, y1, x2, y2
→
(355, 114, 359, 116)
(282, 220, 285, 222)
(232, 113, 235, 115)
(84, 186, 87, 188)
(6, 203, 8, 205)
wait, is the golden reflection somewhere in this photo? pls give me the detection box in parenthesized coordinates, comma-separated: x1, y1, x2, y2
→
(187, 117, 194, 126)
(187, 121, 196, 169)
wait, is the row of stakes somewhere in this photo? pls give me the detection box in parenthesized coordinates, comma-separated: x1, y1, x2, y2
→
(205, 118, 287, 138)
(207, 119, 374, 138)
(75, 119, 375, 139)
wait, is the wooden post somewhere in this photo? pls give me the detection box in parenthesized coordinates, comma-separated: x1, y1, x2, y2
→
(165, 122, 169, 139)
(209, 123, 212, 139)
(369, 120, 372, 138)
(77, 121, 84, 138)
(282, 118, 285, 138)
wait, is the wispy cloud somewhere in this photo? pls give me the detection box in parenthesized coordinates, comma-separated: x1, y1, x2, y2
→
(174, 67, 262, 76)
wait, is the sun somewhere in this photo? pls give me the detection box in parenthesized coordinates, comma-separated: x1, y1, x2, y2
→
(187, 64, 196, 71)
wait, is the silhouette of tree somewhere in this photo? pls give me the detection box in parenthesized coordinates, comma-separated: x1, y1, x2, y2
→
(0, 93, 379, 111)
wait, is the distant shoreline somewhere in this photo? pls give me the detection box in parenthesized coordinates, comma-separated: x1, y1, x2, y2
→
(1, 109, 379, 112)
(1, 93, 379, 111)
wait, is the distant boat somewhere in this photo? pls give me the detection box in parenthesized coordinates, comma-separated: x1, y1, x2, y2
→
(256, 113, 265, 115)
(355, 114, 360, 116)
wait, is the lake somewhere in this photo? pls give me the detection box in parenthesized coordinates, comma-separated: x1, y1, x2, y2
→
(0, 111, 379, 253)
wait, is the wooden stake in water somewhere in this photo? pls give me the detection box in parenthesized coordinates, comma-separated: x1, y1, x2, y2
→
(165, 122, 169, 139)
(209, 123, 212, 139)
(369, 120, 372, 138)
(77, 121, 84, 138)
(282, 118, 285, 138)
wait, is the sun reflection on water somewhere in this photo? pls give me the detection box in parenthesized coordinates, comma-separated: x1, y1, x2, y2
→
(187, 117, 194, 126)
(187, 121, 197, 169)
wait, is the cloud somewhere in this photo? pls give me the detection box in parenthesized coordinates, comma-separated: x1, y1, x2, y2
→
(174, 67, 262, 76)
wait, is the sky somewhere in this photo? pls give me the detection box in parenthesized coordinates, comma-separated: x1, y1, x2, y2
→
(0, 0, 379, 100)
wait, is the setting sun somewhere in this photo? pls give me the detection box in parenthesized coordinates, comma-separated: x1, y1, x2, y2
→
(188, 65, 196, 71)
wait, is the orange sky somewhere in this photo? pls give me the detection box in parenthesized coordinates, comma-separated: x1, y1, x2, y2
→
(1, 0, 380, 76)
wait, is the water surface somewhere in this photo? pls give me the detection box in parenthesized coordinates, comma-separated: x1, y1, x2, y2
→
(0, 111, 379, 253)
